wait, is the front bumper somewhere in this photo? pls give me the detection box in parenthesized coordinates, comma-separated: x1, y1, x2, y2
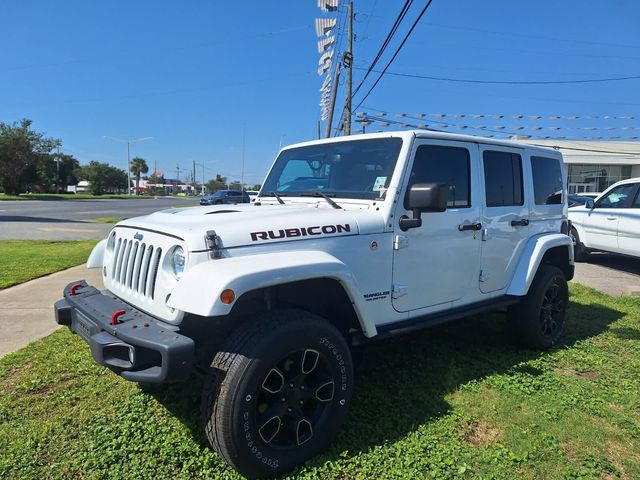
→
(55, 280, 194, 383)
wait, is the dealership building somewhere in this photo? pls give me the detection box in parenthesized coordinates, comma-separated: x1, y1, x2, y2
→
(522, 140, 640, 194)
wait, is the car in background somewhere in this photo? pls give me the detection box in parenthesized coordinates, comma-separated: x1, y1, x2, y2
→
(568, 177, 640, 260)
(200, 189, 250, 205)
(245, 190, 259, 202)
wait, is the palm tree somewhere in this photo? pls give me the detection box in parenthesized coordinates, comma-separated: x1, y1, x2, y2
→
(130, 157, 148, 195)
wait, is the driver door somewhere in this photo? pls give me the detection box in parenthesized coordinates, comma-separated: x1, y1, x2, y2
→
(392, 140, 482, 312)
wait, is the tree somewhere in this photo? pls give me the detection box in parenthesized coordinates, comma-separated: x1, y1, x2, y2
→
(76, 161, 127, 195)
(130, 156, 148, 195)
(205, 173, 228, 193)
(0, 119, 58, 194)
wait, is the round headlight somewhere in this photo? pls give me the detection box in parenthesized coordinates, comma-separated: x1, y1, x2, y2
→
(171, 246, 186, 278)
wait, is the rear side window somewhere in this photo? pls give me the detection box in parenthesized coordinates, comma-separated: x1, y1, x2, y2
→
(483, 150, 524, 207)
(633, 186, 640, 207)
(407, 145, 471, 208)
(531, 156, 563, 205)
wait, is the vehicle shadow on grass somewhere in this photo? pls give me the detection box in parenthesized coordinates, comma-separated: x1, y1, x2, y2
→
(145, 297, 624, 470)
(0, 215, 88, 223)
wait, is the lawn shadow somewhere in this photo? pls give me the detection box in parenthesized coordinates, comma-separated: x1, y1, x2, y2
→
(0, 215, 89, 223)
(146, 297, 624, 468)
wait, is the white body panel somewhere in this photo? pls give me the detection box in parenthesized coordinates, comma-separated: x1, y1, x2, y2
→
(392, 138, 482, 311)
(507, 233, 573, 296)
(478, 144, 531, 293)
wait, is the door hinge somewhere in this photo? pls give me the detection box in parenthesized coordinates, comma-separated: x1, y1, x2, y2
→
(394, 235, 409, 250)
(479, 269, 489, 283)
(392, 284, 408, 299)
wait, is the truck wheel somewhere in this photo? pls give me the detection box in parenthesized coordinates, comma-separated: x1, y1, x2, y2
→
(508, 265, 568, 350)
(201, 309, 353, 479)
(570, 227, 589, 262)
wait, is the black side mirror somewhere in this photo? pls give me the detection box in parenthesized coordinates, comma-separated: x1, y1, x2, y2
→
(585, 198, 595, 209)
(400, 183, 448, 231)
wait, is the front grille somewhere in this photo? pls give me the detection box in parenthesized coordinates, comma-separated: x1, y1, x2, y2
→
(110, 237, 162, 299)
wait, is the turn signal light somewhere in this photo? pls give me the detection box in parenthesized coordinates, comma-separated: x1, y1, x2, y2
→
(220, 289, 236, 305)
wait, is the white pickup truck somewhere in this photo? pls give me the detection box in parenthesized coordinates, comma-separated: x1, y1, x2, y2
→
(55, 131, 573, 478)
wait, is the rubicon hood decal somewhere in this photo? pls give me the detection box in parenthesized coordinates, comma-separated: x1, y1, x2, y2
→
(250, 224, 352, 242)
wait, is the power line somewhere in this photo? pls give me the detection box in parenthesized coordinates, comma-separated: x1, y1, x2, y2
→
(353, 67, 640, 85)
(351, 0, 414, 99)
(423, 21, 640, 50)
(352, 0, 436, 114)
(335, 0, 414, 134)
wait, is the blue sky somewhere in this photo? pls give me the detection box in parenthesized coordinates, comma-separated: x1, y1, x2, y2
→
(1, 0, 639, 185)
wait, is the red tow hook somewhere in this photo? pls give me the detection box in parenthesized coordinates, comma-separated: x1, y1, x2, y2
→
(70, 283, 83, 296)
(111, 309, 126, 326)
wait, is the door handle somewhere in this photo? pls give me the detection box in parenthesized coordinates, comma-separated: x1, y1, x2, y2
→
(458, 222, 482, 231)
(510, 219, 530, 227)
(607, 216, 617, 220)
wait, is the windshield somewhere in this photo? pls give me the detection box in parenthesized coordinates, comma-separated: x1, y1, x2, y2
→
(261, 137, 403, 200)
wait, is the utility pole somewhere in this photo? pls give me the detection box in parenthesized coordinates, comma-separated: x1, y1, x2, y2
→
(176, 164, 180, 194)
(325, 63, 341, 138)
(343, 0, 354, 136)
(55, 141, 61, 192)
(127, 141, 131, 194)
(241, 127, 246, 190)
(201, 163, 205, 194)
(193, 160, 196, 194)
(103, 136, 152, 195)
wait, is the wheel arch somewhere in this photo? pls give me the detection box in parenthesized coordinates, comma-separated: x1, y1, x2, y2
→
(507, 233, 574, 296)
(166, 250, 377, 337)
(228, 278, 363, 340)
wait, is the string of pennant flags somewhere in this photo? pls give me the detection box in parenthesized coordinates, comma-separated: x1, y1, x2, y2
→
(355, 113, 640, 140)
(315, 1, 341, 121)
(356, 112, 636, 121)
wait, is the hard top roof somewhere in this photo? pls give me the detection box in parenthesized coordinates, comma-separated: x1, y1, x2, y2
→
(283, 130, 561, 157)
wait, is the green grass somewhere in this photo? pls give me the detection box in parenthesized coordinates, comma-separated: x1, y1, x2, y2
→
(0, 284, 639, 479)
(86, 217, 126, 223)
(0, 240, 98, 289)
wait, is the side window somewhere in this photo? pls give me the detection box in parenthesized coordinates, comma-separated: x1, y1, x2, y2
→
(531, 156, 563, 205)
(483, 150, 523, 207)
(406, 145, 470, 209)
(597, 184, 636, 208)
(633, 185, 640, 208)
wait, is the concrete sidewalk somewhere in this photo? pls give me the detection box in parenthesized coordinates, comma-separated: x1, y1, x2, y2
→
(0, 265, 103, 358)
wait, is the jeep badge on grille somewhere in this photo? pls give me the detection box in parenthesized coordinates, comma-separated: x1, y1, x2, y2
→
(134, 232, 144, 241)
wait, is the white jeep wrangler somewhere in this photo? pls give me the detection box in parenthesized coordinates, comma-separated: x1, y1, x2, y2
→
(55, 131, 574, 478)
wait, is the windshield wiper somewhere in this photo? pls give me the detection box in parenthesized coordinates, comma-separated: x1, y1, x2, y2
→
(302, 190, 342, 209)
(268, 191, 285, 205)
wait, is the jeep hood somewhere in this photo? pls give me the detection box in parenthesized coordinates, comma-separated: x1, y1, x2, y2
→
(116, 203, 385, 250)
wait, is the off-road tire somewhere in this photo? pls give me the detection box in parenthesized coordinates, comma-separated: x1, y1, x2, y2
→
(570, 227, 589, 262)
(508, 265, 568, 350)
(201, 309, 353, 479)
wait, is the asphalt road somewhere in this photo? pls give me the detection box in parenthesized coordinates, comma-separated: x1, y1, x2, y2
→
(0, 197, 197, 240)
(573, 253, 640, 296)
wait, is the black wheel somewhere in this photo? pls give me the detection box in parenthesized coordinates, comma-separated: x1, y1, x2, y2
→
(201, 309, 353, 479)
(570, 227, 589, 262)
(508, 265, 568, 350)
